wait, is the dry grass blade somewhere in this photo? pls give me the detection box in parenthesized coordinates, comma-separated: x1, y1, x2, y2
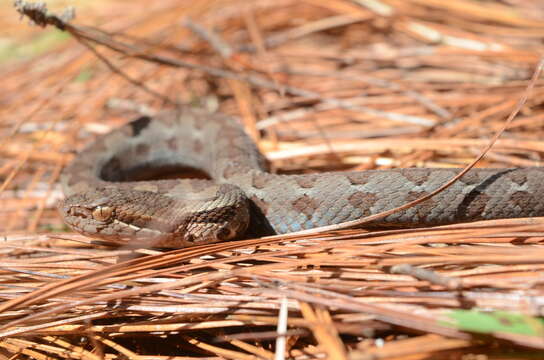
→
(3, 0, 544, 359)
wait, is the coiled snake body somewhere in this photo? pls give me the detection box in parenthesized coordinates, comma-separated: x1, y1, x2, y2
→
(60, 108, 544, 247)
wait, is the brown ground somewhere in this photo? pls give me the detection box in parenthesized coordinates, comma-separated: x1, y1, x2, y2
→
(2, 1, 544, 359)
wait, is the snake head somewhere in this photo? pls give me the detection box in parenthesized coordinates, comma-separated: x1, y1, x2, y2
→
(59, 185, 250, 248)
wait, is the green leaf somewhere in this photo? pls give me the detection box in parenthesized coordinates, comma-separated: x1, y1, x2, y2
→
(441, 310, 544, 336)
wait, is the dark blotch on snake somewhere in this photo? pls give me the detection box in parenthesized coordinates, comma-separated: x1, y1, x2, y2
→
(130, 116, 152, 136)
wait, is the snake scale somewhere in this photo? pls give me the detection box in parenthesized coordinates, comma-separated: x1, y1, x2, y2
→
(59, 108, 544, 247)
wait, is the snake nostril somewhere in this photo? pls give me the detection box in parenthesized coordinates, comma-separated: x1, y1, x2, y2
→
(69, 207, 86, 218)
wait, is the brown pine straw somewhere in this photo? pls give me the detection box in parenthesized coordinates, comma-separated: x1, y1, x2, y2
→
(3, 0, 544, 359)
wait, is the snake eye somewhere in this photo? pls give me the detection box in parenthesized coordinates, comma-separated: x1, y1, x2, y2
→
(92, 206, 113, 222)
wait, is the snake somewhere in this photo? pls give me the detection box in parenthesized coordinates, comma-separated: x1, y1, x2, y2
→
(59, 107, 544, 247)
